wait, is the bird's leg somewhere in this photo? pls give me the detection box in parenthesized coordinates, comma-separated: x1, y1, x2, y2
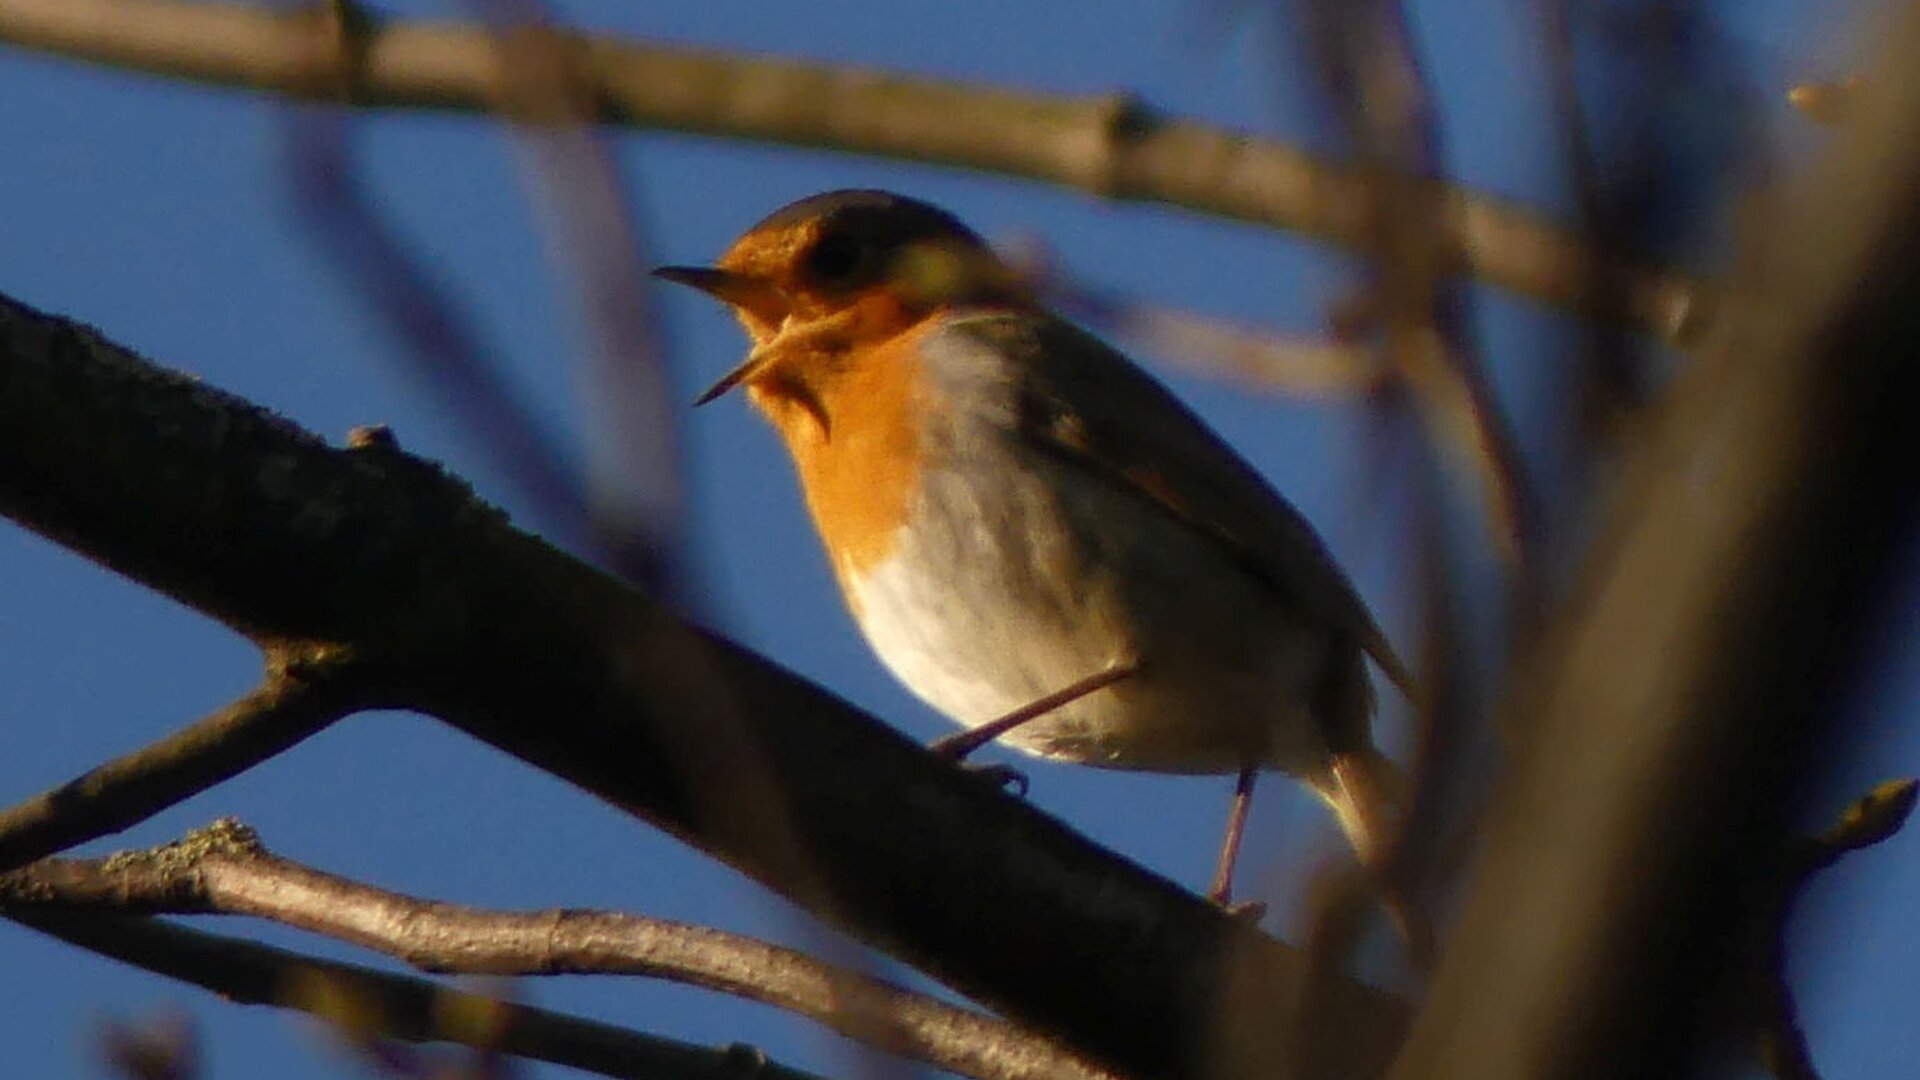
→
(928, 658, 1139, 761)
(1208, 766, 1261, 913)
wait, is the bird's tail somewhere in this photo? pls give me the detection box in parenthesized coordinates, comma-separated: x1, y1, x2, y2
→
(1313, 748, 1434, 965)
(1313, 746, 1406, 870)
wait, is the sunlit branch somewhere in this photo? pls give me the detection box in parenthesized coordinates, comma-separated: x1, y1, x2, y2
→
(8, 906, 832, 1080)
(1, 820, 1118, 1080)
(0, 650, 375, 874)
(0, 0, 1698, 341)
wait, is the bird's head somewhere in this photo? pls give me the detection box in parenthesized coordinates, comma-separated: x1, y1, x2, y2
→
(654, 190, 1025, 406)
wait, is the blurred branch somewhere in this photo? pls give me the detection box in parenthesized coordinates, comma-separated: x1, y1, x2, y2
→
(0, 819, 1118, 1080)
(98, 1010, 199, 1080)
(1306, 0, 1540, 582)
(9, 907, 830, 1080)
(281, 103, 627, 583)
(1094, 300, 1378, 398)
(1292, 0, 1517, 960)
(459, 0, 687, 592)
(1532, 0, 1667, 431)
(1393, 8, 1920, 1076)
(0, 647, 379, 874)
(0, 0, 1697, 341)
(1007, 242, 1386, 398)
(0, 291, 1405, 1080)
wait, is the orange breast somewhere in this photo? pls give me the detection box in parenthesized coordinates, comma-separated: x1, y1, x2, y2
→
(752, 319, 937, 592)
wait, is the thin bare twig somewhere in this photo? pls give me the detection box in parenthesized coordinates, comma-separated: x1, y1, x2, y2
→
(0, 820, 1117, 1080)
(0, 648, 374, 873)
(9, 907, 830, 1080)
(0, 0, 1699, 340)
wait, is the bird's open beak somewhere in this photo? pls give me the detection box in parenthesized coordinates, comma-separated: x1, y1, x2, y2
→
(652, 265, 755, 304)
(652, 265, 788, 405)
(690, 349, 772, 406)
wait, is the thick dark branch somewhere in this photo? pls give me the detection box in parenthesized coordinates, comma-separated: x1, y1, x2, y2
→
(0, 821, 1117, 1080)
(9, 908, 829, 1080)
(0, 650, 376, 873)
(1392, 13, 1920, 1080)
(0, 0, 1697, 340)
(0, 294, 1403, 1080)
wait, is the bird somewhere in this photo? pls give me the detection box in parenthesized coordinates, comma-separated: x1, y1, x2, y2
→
(655, 189, 1415, 907)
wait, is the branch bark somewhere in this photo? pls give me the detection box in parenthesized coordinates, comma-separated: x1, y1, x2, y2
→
(0, 293, 1405, 1080)
(0, 0, 1697, 341)
(0, 820, 1117, 1080)
(10, 907, 832, 1080)
(0, 649, 378, 873)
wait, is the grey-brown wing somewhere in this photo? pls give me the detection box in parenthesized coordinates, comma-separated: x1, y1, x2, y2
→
(952, 312, 1417, 700)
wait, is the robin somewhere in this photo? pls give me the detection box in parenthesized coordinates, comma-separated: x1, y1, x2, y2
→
(656, 190, 1415, 907)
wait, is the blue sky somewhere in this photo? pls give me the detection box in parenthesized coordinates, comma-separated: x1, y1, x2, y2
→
(1, 0, 1914, 1077)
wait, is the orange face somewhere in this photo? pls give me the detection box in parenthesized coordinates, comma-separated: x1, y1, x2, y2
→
(655, 190, 1035, 582)
(654, 190, 1028, 425)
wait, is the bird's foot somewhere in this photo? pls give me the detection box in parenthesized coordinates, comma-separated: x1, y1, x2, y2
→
(960, 761, 1030, 797)
(1215, 898, 1268, 924)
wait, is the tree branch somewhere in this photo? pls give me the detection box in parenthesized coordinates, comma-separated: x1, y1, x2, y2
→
(1, 820, 1117, 1080)
(1026, 261, 1386, 398)
(0, 0, 1698, 341)
(8, 907, 832, 1080)
(0, 649, 378, 873)
(0, 291, 1405, 1080)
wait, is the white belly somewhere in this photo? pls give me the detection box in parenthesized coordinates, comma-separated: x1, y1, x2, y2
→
(842, 450, 1336, 775)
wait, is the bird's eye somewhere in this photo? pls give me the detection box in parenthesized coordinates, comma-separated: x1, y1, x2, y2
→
(804, 231, 868, 285)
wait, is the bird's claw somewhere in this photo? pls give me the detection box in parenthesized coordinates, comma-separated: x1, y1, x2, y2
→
(962, 762, 1029, 797)
(1215, 898, 1268, 924)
